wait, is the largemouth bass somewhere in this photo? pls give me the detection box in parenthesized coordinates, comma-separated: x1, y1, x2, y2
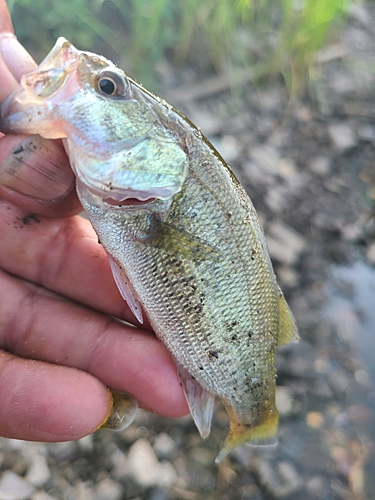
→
(0, 38, 298, 462)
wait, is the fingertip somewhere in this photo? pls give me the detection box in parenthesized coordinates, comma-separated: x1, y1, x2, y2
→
(0, 0, 14, 35)
(0, 352, 112, 441)
(0, 34, 37, 81)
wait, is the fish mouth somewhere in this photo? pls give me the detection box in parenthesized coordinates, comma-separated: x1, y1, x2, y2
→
(103, 197, 156, 206)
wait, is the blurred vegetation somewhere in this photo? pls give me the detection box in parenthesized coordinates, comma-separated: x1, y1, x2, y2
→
(9, 0, 350, 93)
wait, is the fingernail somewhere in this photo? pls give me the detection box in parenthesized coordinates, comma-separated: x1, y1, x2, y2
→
(0, 135, 75, 201)
(0, 34, 37, 80)
(98, 390, 138, 431)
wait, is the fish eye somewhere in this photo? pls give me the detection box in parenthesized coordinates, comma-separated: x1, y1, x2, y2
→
(96, 71, 127, 97)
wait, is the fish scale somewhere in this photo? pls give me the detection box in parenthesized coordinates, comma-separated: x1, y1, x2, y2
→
(0, 37, 299, 461)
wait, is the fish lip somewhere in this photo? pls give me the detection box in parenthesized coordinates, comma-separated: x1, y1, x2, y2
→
(76, 175, 176, 205)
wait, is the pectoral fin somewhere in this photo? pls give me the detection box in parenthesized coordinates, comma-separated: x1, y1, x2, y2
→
(108, 256, 143, 324)
(145, 219, 220, 261)
(175, 360, 215, 439)
(216, 405, 278, 464)
(278, 291, 299, 346)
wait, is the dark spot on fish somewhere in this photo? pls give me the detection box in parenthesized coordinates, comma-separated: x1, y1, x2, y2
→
(17, 214, 40, 226)
(97, 237, 101, 245)
(13, 145, 24, 155)
(248, 331, 253, 338)
(227, 212, 232, 218)
(251, 249, 257, 260)
(198, 365, 204, 370)
(191, 375, 196, 380)
(231, 334, 238, 341)
(208, 349, 219, 359)
(202, 161, 210, 167)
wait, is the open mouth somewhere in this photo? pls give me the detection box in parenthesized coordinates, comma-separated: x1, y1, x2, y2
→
(103, 197, 156, 206)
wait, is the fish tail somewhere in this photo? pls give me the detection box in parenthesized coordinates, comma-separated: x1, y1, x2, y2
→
(215, 406, 278, 464)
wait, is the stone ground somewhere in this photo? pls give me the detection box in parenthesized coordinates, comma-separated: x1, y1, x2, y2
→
(1, 4, 375, 500)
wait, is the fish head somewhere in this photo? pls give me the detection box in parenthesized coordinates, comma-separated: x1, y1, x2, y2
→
(0, 38, 188, 203)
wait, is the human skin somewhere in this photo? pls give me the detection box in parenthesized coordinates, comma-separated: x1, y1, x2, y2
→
(0, 0, 188, 442)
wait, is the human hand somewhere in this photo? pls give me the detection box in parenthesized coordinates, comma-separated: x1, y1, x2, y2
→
(0, 0, 187, 442)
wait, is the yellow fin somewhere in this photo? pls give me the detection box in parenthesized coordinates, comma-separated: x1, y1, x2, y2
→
(216, 406, 279, 463)
(278, 290, 299, 346)
(146, 219, 221, 260)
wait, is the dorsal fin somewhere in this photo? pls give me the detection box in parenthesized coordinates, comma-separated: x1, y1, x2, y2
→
(278, 290, 299, 346)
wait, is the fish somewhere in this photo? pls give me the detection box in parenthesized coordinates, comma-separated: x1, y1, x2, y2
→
(0, 38, 299, 462)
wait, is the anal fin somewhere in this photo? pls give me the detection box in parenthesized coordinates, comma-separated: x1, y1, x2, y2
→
(175, 360, 215, 439)
(108, 256, 143, 324)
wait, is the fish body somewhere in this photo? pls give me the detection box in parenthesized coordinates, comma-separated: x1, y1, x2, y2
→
(0, 38, 298, 461)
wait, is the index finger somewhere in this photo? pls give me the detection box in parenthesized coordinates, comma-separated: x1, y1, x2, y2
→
(0, 0, 37, 87)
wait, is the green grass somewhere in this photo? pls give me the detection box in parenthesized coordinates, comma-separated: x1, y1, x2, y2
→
(10, 0, 350, 93)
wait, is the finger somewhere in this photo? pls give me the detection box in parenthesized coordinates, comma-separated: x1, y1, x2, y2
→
(0, 35, 37, 81)
(0, 199, 142, 323)
(0, 350, 112, 441)
(0, 0, 14, 34)
(0, 134, 81, 217)
(0, 51, 18, 101)
(0, 0, 37, 81)
(0, 269, 188, 418)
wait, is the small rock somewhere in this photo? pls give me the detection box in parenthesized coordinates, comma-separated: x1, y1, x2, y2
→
(157, 461, 178, 488)
(78, 435, 94, 452)
(127, 438, 159, 486)
(75, 481, 95, 499)
(31, 493, 58, 500)
(251, 458, 303, 498)
(109, 445, 129, 480)
(250, 145, 280, 176)
(153, 433, 176, 459)
(306, 475, 329, 498)
(127, 438, 176, 488)
(0, 471, 35, 500)
(276, 266, 299, 287)
(325, 367, 352, 397)
(94, 478, 123, 500)
(266, 221, 307, 265)
(357, 125, 375, 141)
(366, 243, 375, 264)
(328, 122, 357, 151)
(264, 186, 288, 213)
(47, 441, 78, 461)
(275, 386, 294, 417)
(309, 156, 331, 175)
(25, 452, 50, 487)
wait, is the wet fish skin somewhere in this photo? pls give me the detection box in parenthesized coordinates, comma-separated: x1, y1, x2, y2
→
(0, 38, 298, 461)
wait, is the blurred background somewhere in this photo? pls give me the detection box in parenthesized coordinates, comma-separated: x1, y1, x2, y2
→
(1, 1, 375, 499)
